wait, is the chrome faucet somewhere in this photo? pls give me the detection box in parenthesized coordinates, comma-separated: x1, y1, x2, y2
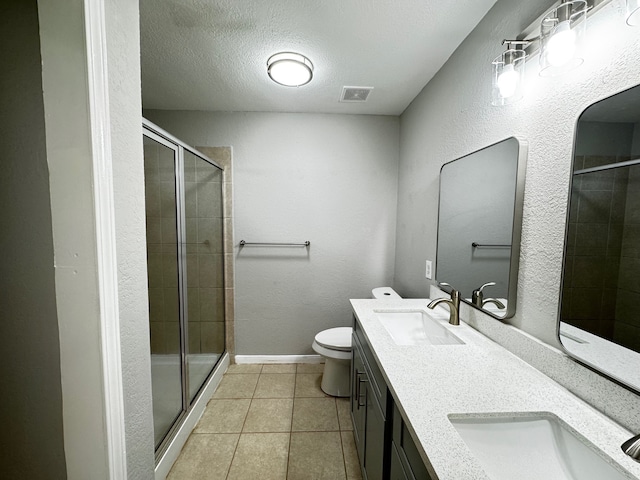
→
(622, 433, 640, 462)
(428, 287, 460, 326)
(482, 298, 506, 309)
(471, 282, 496, 307)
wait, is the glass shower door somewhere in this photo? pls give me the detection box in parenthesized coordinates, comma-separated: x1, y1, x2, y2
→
(184, 150, 225, 403)
(143, 120, 227, 458)
(143, 134, 185, 449)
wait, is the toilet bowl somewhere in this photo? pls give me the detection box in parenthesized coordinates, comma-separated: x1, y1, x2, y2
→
(312, 287, 401, 397)
(312, 327, 352, 397)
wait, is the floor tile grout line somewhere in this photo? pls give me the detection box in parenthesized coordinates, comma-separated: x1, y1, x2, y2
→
(285, 369, 298, 479)
(223, 370, 256, 480)
(239, 392, 254, 434)
(213, 395, 330, 400)
(339, 428, 349, 480)
(173, 363, 347, 479)
(286, 430, 292, 480)
(223, 433, 240, 480)
(191, 428, 346, 434)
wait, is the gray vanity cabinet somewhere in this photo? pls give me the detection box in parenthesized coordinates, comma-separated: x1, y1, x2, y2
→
(390, 444, 409, 480)
(391, 404, 432, 480)
(351, 315, 432, 480)
(351, 336, 367, 463)
(351, 317, 391, 480)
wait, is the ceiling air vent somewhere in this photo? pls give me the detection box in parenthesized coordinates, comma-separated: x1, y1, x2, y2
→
(340, 86, 373, 103)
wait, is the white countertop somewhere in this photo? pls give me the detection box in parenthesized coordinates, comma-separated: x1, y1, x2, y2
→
(350, 298, 640, 480)
(560, 322, 640, 390)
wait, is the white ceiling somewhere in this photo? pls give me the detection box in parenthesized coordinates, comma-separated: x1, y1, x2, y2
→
(140, 0, 498, 115)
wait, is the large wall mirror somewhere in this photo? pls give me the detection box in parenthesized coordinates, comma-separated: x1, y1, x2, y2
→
(436, 137, 527, 319)
(559, 85, 640, 394)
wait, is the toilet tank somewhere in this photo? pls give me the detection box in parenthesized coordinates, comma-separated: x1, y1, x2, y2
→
(371, 287, 401, 299)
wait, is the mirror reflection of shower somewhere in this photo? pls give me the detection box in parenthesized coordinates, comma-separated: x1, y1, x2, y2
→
(559, 83, 640, 394)
(143, 121, 226, 457)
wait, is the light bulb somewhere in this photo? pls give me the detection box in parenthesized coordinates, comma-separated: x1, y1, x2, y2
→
(269, 60, 311, 86)
(627, 0, 640, 25)
(546, 20, 576, 67)
(497, 63, 520, 99)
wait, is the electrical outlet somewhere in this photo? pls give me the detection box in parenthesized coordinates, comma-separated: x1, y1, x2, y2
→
(425, 260, 432, 280)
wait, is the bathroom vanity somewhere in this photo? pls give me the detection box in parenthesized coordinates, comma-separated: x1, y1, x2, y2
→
(350, 298, 640, 480)
(351, 313, 433, 480)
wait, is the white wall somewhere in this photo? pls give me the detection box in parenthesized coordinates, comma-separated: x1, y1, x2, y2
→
(104, 0, 156, 476)
(37, 0, 154, 477)
(145, 111, 399, 354)
(396, 0, 640, 428)
(38, 0, 110, 476)
(396, 0, 640, 342)
(0, 1, 66, 477)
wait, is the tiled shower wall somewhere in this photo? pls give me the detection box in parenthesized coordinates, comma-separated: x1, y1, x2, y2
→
(145, 142, 182, 355)
(145, 144, 233, 356)
(615, 165, 640, 351)
(562, 155, 640, 350)
(198, 147, 235, 358)
(184, 150, 224, 356)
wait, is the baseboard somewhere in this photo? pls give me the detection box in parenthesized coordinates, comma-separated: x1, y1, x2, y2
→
(155, 352, 230, 480)
(234, 354, 323, 364)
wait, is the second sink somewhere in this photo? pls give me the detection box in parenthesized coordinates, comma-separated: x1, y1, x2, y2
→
(374, 310, 464, 346)
(449, 413, 632, 480)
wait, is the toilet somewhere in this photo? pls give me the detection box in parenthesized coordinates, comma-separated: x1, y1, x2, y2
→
(312, 287, 401, 397)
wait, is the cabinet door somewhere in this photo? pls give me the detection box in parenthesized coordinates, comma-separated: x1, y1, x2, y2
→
(351, 342, 367, 465)
(364, 391, 385, 480)
(393, 405, 432, 480)
(390, 443, 409, 480)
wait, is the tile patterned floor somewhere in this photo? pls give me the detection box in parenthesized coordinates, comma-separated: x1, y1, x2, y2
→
(167, 363, 362, 480)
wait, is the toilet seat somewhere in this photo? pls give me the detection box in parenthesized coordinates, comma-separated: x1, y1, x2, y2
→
(314, 327, 352, 351)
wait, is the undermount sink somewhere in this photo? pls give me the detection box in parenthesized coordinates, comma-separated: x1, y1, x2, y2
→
(374, 310, 464, 346)
(450, 413, 632, 480)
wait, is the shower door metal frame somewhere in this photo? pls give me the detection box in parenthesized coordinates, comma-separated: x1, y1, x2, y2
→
(143, 119, 226, 462)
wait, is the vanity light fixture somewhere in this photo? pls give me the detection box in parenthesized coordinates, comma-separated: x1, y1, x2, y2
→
(267, 52, 314, 87)
(492, 41, 528, 106)
(626, 0, 640, 25)
(539, 0, 588, 76)
(490, 0, 636, 105)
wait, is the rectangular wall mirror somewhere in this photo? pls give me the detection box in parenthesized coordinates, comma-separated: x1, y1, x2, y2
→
(559, 84, 640, 394)
(436, 137, 527, 319)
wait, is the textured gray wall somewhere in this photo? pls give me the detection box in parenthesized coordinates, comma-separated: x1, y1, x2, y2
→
(106, 0, 156, 476)
(397, 0, 640, 426)
(145, 111, 400, 355)
(395, 0, 640, 344)
(0, 0, 66, 477)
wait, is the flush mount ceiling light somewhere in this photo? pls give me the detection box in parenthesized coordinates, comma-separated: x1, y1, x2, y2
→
(492, 41, 528, 106)
(267, 52, 314, 87)
(539, 0, 588, 76)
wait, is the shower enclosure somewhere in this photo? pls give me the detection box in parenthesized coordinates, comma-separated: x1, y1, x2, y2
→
(142, 119, 226, 458)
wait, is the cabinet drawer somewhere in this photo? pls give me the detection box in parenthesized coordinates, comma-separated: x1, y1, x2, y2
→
(353, 316, 388, 415)
(392, 404, 432, 480)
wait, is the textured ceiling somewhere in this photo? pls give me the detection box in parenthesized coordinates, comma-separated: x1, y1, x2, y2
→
(140, 0, 498, 115)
